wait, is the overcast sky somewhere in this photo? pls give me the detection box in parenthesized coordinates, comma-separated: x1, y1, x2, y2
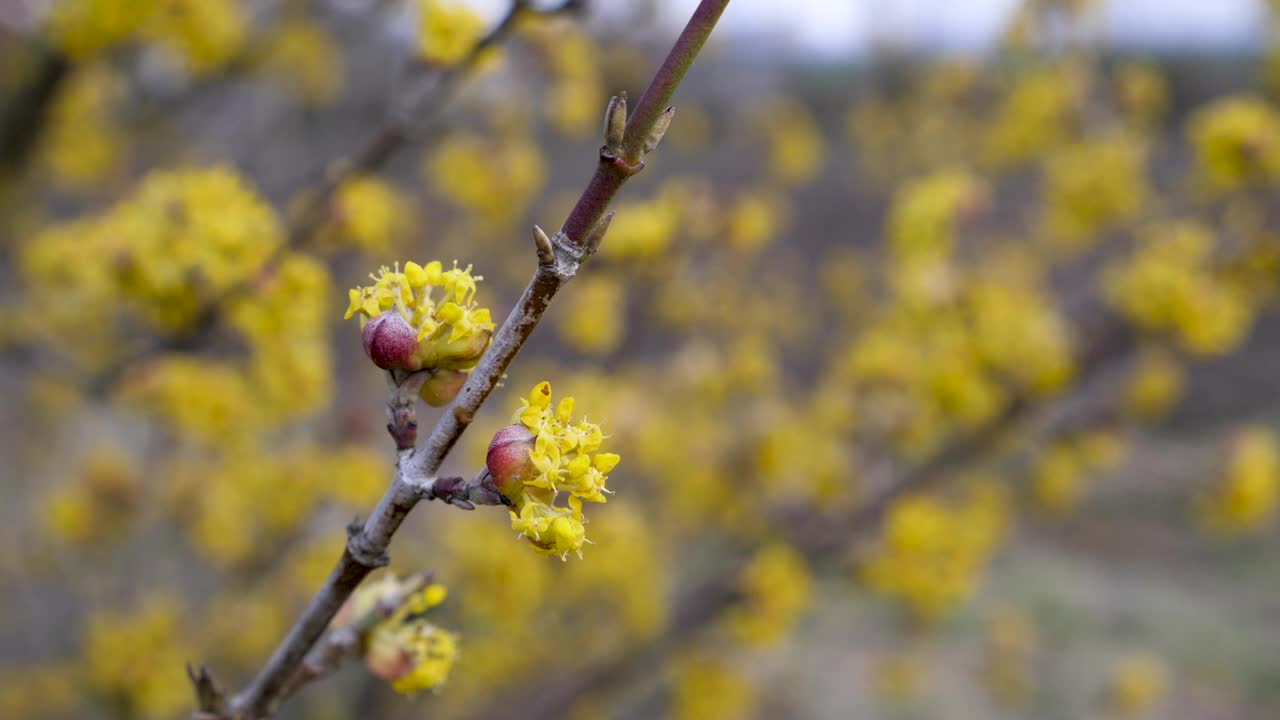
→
(644, 0, 1272, 59)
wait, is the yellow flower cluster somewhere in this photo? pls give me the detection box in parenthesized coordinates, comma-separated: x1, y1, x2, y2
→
(1031, 433, 1129, 516)
(1199, 426, 1279, 533)
(522, 19, 605, 137)
(84, 595, 196, 719)
(982, 66, 1083, 169)
(426, 132, 546, 227)
(47, 0, 247, 75)
(1187, 96, 1280, 192)
(724, 189, 787, 255)
(599, 191, 682, 260)
(755, 99, 826, 186)
(1104, 222, 1254, 356)
(888, 170, 987, 267)
(1103, 652, 1169, 717)
(1123, 347, 1185, 420)
(673, 655, 755, 720)
(507, 382, 619, 559)
(259, 20, 344, 106)
(41, 446, 139, 546)
(871, 648, 927, 702)
(1113, 62, 1169, 129)
(360, 578, 459, 694)
(556, 274, 625, 355)
(725, 544, 812, 647)
(229, 254, 333, 421)
(164, 444, 384, 567)
(0, 664, 79, 718)
(862, 483, 1010, 620)
(1041, 135, 1148, 250)
(753, 400, 852, 504)
(38, 64, 123, 190)
(327, 175, 415, 254)
(344, 261, 493, 372)
(418, 0, 488, 66)
(22, 166, 281, 345)
(982, 606, 1038, 708)
(114, 253, 332, 443)
(842, 269, 1072, 456)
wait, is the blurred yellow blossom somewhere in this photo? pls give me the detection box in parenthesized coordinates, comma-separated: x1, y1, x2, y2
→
(427, 132, 546, 227)
(84, 595, 196, 719)
(1103, 652, 1169, 717)
(1188, 96, 1280, 192)
(1041, 135, 1148, 250)
(359, 576, 459, 693)
(673, 655, 755, 720)
(418, 0, 488, 66)
(1199, 426, 1280, 533)
(982, 606, 1038, 708)
(556, 273, 625, 355)
(756, 99, 826, 185)
(1124, 347, 1185, 420)
(260, 20, 344, 106)
(862, 483, 1010, 620)
(329, 175, 415, 254)
(38, 64, 123, 189)
(1105, 222, 1254, 356)
(725, 543, 812, 647)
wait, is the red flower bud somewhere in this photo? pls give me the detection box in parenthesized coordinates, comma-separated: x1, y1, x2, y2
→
(365, 626, 414, 682)
(362, 311, 418, 370)
(486, 424, 535, 498)
(419, 370, 467, 407)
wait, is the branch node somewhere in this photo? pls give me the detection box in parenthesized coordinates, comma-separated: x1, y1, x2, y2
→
(346, 520, 390, 568)
(600, 147, 645, 176)
(540, 230, 582, 281)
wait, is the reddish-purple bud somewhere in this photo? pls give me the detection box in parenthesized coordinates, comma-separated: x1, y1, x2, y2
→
(486, 424, 535, 498)
(362, 311, 418, 370)
(419, 370, 467, 407)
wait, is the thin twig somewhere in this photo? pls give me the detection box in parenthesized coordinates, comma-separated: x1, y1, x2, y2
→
(203, 3, 731, 718)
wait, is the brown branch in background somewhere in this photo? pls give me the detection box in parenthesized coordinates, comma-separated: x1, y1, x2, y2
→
(194, 2, 733, 718)
(87, 0, 581, 396)
(0, 48, 69, 173)
(466, 313, 1138, 720)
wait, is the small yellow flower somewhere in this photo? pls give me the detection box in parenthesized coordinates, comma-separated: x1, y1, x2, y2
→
(345, 261, 494, 372)
(354, 575, 459, 695)
(488, 382, 619, 559)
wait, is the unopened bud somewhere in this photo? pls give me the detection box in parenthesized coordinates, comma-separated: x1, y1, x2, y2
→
(643, 105, 675, 156)
(433, 329, 492, 370)
(604, 93, 627, 151)
(486, 424, 535, 499)
(365, 624, 413, 682)
(533, 224, 554, 265)
(362, 311, 418, 371)
(419, 370, 467, 407)
(583, 211, 615, 256)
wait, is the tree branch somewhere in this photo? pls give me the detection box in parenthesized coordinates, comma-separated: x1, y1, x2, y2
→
(204, 3, 731, 718)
